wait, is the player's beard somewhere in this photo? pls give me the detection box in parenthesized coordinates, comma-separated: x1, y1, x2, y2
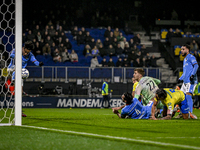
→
(182, 52, 186, 56)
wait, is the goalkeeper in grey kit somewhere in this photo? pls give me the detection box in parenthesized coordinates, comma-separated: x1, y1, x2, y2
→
(7, 41, 44, 117)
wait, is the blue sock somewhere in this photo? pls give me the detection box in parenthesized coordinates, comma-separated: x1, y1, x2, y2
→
(186, 94, 193, 113)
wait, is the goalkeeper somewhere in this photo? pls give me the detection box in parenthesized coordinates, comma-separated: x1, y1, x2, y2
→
(7, 41, 44, 117)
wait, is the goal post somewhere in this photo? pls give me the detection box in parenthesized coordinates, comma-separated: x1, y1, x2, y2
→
(15, 0, 22, 126)
(0, 0, 22, 126)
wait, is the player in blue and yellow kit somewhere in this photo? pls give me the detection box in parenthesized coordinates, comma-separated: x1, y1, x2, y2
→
(154, 88, 193, 120)
(112, 92, 153, 119)
(178, 44, 198, 118)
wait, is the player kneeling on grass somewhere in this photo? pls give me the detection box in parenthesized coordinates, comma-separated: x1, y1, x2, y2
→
(112, 92, 154, 119)
(153, 88, 197, 120)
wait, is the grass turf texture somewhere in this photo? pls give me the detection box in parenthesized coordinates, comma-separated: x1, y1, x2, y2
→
(1, 108, 200, 150)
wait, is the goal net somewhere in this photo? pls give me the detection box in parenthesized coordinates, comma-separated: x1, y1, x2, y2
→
(0, 0, 22, 126)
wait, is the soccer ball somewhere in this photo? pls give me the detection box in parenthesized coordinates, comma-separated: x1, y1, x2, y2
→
(22, 68, 29, 79)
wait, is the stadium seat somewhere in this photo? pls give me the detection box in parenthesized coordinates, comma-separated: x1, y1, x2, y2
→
(179, 52, 184, 61)
(182, 34, 188, 37)
(189, 34, 196, 38)
(174, 45, 181, 56)
(161, 29, 168, 39)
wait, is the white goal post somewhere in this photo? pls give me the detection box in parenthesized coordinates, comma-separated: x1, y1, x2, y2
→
(0, 0, 22, 126)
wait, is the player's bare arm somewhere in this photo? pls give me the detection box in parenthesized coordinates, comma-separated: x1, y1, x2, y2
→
(113, 109, 122, 118)
(150, 98, 158, 120)
(112, 105, 125, 111)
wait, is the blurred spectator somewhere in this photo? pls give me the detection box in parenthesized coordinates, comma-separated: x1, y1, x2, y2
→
(109, 32, 114, 43)
(103, 37, 111, 49)
(90, 56, 100, 68)
(144, 52, 151, 67)
(174, 28, 182, 37)
(101, 57, 108, 67)
(136, 51, 142, 60)
(71, 26, 79, 40)
(58, 26, 64, 36)
(89, 38, 96, 50)
(61, 48, 71, 62)
(81, 27, 86, 37)
(171, 9, 178, 20)
(116, 57, 123, 67)
(184, 24, 192, 35)
(113, 28, 120, 38)
(166, 28, 174, 45)
(107, 44, 115, 57)
(91, 46, 99, 56)
(107, 58, 115, 67)
(53, 31, 59, 44)
(104, 26, 111, 38)
(85, 31, 92, 44)
(43, 31, 49, 41)
(49, 25, 56, 37)
(22, 33, 27, 43)
(96, 39, 103, 49)
(99, 44, 107, 57)
(42, 43, 51, 56)
(45, 35, 54, 47)
(123, 57, 130, 67)
(43, 25, 49, 36)
(83, 44, 91, 57)
(150, 54, 161, 67)
(36, 32, 42, 42)
(33, 25, 41, 36)
(58, 43, 65, 53)
(26, 30, 35, 41)
(134, 58, 142, 67)
(128, 51, 136, 64)
(70, 50, 78, 62)
(77, 31, 85, 45)
(64, 38, 72, 50)
(115, 43, 125, 58)
(133, 33, 141, 45)
(33, 41, 42, 56)
(112, 37, 118, 49)
(141, 57, 147, 67)
(57, 37, 63, 47)
(190, 39, 199, 52)
(60, 32, 67, 40)
(117, 32, 124, 42)
(140, 44, 147, 56)
(120, 37, 129, 50)
(193, 50, 200, 63)
(51, 42, 57, 55)
(129, 38, 134, 49)
(53, 48, 61, 62)
(131, 44, 140, 54)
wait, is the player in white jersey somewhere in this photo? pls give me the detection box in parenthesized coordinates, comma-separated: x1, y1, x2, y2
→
(177, 44, 198, 119)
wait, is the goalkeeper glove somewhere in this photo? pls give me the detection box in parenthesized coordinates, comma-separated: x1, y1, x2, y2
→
(39, 61, 44, 67)
(190, 75, 194, 82)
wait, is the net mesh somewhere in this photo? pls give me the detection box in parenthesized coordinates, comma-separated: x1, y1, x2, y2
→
(0, 0, 15, 125)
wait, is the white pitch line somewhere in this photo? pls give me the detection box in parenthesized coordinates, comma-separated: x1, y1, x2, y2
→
(22, 125, 200, 150)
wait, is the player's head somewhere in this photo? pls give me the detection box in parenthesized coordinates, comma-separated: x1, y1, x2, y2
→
(121, 92, 133, 104)
(24, 41, 34, 55)
(155, 89, 167, 100)
(181, 44, 190, 56)
(133, 68, 145, 81)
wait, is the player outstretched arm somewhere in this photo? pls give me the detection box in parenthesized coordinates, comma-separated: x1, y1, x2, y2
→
(150, 97, 158, 120)
(157, 107, 172, 120)
(113, 109, 122, 118)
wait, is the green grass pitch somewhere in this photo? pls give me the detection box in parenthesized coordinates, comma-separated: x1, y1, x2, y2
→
(1, 108, 200, 150)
